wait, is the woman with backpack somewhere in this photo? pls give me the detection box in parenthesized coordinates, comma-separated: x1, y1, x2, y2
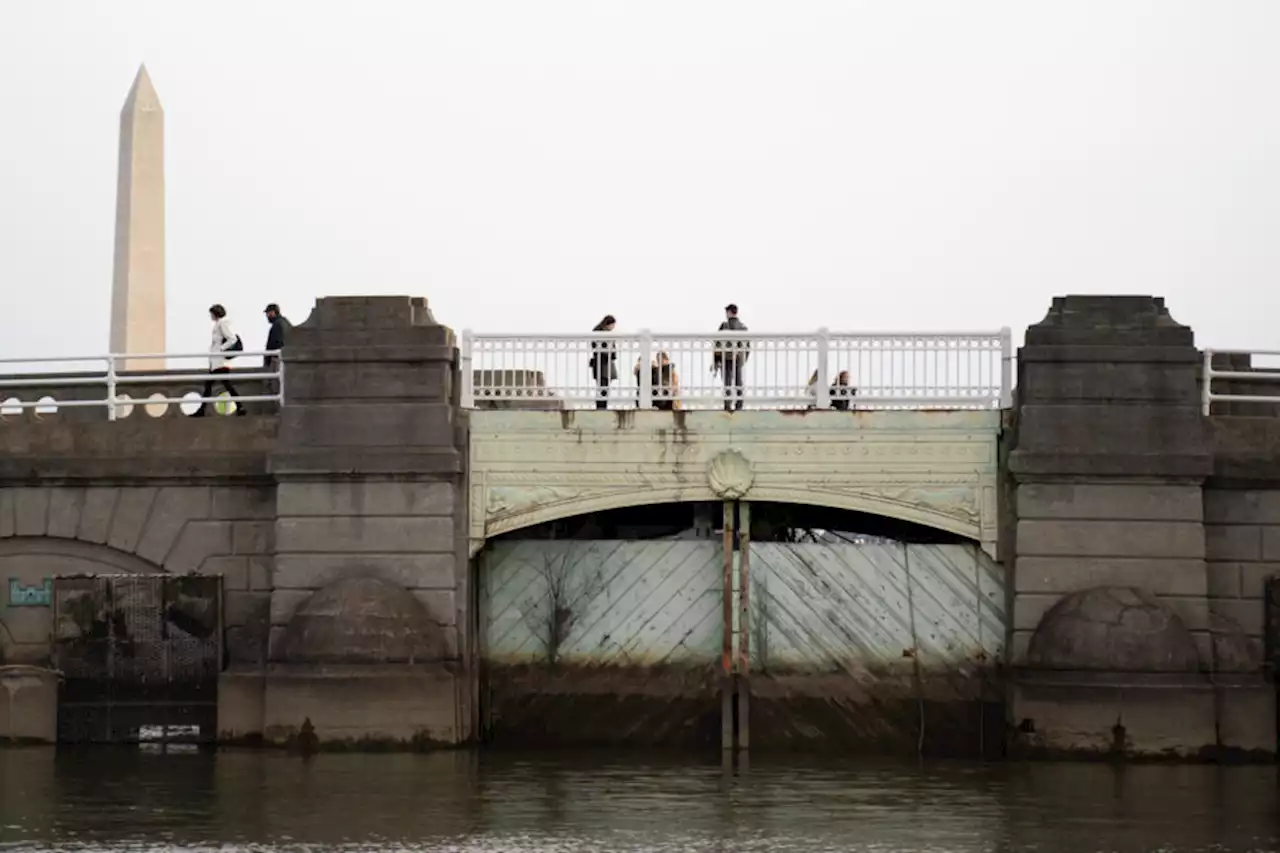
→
(191, 303, 246, 417)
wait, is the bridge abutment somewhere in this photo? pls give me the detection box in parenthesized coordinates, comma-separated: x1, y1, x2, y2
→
(1007, 296, 1274, 758)
(219, 296, 473, 748)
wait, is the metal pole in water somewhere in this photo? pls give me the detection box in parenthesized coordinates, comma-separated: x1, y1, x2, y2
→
(721, 499, 736, 751)
(737, 500, 751, 751)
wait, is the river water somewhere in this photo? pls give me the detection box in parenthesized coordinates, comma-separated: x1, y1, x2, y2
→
(0, 748, 1276, 852)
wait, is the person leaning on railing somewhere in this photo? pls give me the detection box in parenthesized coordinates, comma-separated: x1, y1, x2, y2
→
(830, 370, 857, 410)
(806, 369, 858, 411)
(633, 352, 681, 411)
(589, 314, 617, 410)
(190, 304, 245, 418)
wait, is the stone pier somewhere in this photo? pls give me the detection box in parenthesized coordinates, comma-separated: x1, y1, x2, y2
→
(1007, 296, 1274, 758)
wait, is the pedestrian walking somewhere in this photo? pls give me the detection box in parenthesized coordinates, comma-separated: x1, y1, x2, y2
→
(263, 303, 290, 406)
(191, 304, 245, 417)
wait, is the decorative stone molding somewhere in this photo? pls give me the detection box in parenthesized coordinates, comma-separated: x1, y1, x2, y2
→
(707, 450, 754, 499)
(469, 410, 1001, 557)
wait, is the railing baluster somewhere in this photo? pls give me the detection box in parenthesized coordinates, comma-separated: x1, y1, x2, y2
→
(999, 327, 1013, 409)
(106, 355, 118, 422)
(815, 328, 830, 409)
(1202, 348, 1214, 416)
(459, 330, 473, 408)
(638, 329, 653, 409)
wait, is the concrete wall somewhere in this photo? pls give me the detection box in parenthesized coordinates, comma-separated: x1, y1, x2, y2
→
(1007, 296, 1275, 759)
(1, 296, 472, 748)
(228, 295, 472, 748)
(0, 483, 273, 665)
(0, 416, 275, 743)
(1202, 489, 1274, 670)
(470, 408, 1003, 558)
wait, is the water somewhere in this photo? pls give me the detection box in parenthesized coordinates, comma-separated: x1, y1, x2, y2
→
(1, 748, 1276, 852)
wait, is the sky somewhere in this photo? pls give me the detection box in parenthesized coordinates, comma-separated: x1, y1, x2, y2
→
(2, 1, 1279, 360)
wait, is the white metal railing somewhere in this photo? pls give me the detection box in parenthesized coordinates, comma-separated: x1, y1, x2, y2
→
(0, 351, 283, 420)
(1202, 349, 1280, 415)
(461, 329, 1013, 411)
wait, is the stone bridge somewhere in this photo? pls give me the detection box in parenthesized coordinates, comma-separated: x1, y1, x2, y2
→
(0, 294, 1276, 760)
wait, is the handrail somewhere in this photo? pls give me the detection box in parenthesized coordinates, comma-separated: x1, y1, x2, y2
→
(463, 328, 1013, 410)
(1201, 348, 1280, 415)
(0, 351, 283, 420)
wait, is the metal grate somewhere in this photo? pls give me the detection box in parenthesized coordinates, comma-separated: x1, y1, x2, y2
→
(53, 574, 222, 744)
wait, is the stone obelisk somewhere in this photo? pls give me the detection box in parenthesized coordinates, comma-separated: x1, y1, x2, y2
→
(109, 65, 165, 369)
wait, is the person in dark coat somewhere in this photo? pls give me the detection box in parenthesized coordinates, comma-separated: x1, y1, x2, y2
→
(713, 303, 748, 411)
(589, 314, 617, 410)
(263, 303, 290, 405)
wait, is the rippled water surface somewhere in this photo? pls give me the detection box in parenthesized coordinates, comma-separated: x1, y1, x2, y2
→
(1, 748, 1277, 852)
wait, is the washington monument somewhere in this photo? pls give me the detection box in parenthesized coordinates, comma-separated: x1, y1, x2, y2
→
(109, 65, 165, 367)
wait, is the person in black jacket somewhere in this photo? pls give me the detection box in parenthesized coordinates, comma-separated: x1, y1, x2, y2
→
(263, 303, 290, 405)
(589, 314, 617, 410)
(713, 303, 748, 411)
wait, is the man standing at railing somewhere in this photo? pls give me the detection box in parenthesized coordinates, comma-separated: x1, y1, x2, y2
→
(263, 303, 290, 407)
(713, 303, 749, 412)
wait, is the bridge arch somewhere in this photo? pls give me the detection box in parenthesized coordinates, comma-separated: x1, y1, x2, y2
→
(0, 535, 166, 577)
(475, 483, 987, 553)
(468, 407, 1002, 557)
(0, 536, 166, 666)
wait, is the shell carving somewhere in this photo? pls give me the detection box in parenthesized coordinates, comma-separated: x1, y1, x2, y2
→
(707, 449, 755, 499)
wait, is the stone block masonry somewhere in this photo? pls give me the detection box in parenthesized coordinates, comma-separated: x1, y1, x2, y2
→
(1007, 296, 1275, 759)
(268, 482, 461, 660)
(239, 296, 472, 747)
(1202, 490, 1280, 671)
(0, 484, 273, 666)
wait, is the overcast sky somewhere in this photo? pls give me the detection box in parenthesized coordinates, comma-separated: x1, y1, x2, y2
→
(2, 1, 1278, 359)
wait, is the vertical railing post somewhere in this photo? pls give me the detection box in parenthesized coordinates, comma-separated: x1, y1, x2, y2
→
(460, 329, 474, 408)
(736, 499, 751, 751)
(999, 327, 1014, 409)
(1201, 349, 1213, 416)
(638, 329, 653, 410)
(106, 355, 118, 421)
(815, 328, 831, 409)
(277, 355, 286, 407)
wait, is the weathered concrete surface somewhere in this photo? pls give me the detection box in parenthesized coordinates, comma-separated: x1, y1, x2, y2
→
(1008, 297, 1212, 668)
(0, 668, 58, 742)
(221, 665, 461, 747)
(471, 408, 1002, 557)
(250, 296, 472, 747)
(484, 664, 1002, 757)
(1026, 586, 1200, 672)
(1008, 296, 1275, 760)
(0, 483, 274, 668)
(279, 577, 447, 664)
